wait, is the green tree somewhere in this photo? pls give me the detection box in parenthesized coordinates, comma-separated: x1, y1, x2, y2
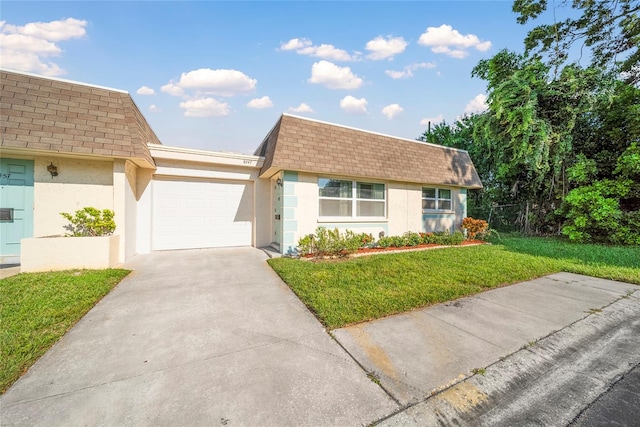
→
(513, 0, 640, 84)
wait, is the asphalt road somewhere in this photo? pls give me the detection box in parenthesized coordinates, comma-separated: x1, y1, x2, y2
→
(571, 364, 640, 427)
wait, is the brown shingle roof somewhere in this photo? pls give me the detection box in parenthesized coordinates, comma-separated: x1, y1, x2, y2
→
(0, 69, 159, 167)
(256, 114, 482, 188)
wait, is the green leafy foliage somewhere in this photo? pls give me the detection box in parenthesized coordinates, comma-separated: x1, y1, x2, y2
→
(298, 228, 465, 255)
(513, 0, 640, 85)
(297, 227, 373, 257)
(560, 180, 628, 242)
(60, 207, 116, 237)
(567, 154, 598, 184)
(421, 3, 640, 243)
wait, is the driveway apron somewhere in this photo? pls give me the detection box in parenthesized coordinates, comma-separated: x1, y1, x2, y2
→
(1, 247, 397, 426)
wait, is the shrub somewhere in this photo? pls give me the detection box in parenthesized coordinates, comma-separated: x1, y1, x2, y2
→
(448, 230, 465, 245)
(60, 207, 115, 237)
(377, 236, 394, 248)
(315, 227, 344, 256)
(420, 232, 435, 244)
(297, 234, 316, 256)
(297, 228, 374, 257)
(343, 230, 363, 254)
(462, 217, 489, 240)
(403, 231, 422, 246)
(359, 232, 374, 247)
(560, 179, 629, 243)
(297, 227, 466, 256)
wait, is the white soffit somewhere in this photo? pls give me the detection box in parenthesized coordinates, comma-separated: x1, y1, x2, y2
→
(149, 144, 264, 168)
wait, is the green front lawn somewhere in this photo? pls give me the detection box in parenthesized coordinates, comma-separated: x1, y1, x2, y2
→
(0, 269, 130, 393)
(268, 236, 640, 329)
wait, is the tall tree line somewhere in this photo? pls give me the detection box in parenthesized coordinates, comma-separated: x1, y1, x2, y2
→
(421, 0, 640, 243)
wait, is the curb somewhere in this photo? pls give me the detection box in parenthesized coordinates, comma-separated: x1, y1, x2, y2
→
(375, 290, 640, 426)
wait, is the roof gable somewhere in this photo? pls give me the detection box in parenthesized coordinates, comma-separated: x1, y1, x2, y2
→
(0, 69, 160, 167)
(257, 114, 482, 188)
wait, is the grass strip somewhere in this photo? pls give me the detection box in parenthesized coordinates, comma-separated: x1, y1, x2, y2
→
(0, 269, 130, 393)
(268, 236, 639, 329)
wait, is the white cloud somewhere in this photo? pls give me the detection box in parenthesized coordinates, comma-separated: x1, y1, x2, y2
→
(340, 96, 368, 114)
(0, 18, 87, 76)
(280, 37, 356, 61)
(2, 18, 87, 41)
(464, 93, 489, 114)
(136, 86, 155, 95)
(160, 82, 184, 97)
(179, 98, 230, 117)
(420, 114, 445, 126)
(246, 96, 273, 109)
(149, 104, 160, 112)
(308, 60, 363, 90)
(0, 33, 61, 54)
(288, 103, 314, 114)
(162, 68, 257, 97)
(280, 37, 312, 51)
(385, 62, 436, 79)
(382, 104, 403, 120)
(365, 35, 407, 60)
(418, 24, 492, 58)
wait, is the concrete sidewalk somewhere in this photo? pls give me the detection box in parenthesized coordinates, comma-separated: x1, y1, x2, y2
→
(332, 273, 639, 407)
(1, 247, 396, 426)
(377, 289, 640, 426)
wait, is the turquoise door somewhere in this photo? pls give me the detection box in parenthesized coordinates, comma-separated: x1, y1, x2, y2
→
(0, 158, 34, 263)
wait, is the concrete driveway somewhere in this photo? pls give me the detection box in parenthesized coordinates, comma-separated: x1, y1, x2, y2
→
(1, 247, 396, 426)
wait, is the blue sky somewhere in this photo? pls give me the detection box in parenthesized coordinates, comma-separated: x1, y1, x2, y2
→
(2, 1, 541, 154)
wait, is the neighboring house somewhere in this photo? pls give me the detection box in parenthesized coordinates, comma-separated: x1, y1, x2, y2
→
(0, 69, 482, 268)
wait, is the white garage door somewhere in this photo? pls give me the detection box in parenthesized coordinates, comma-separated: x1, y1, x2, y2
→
(152, 178, 253, 250)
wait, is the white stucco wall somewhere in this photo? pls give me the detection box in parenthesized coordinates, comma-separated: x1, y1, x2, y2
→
(33, 157, 114, 237)
(387, 182, 423, 236)
(135, 169, 154, 255)
(276, 172, 469, 252)
(254, 178, 271, 248)
(123, 160, 138, 261)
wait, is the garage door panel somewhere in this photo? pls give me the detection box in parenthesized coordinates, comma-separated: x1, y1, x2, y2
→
(152, 179, 253, 250)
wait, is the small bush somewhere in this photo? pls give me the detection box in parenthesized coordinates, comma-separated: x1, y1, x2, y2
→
(315, 227, 344, 256)
(403, 231, 422, 246)
(60, 207, 115, 237)
(343, 230, 363, 254)
(462, 217, 489, 240)
(297, 234, 316, 256)
(377, 236, 394, 248)
(298, 227, 374, 257)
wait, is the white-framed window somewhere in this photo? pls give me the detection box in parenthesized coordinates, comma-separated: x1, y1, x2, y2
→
(319, 178, 386, 218)
(422, 187, 452, 212)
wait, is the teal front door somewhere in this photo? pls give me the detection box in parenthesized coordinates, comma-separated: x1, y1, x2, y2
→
(1, 158, 34, 264)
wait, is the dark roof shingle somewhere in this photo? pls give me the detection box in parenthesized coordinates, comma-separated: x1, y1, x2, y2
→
(256, 114, 482, 188)
(1, 69, 160, 167)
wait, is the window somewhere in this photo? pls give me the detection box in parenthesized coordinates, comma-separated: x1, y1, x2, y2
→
(422, 188, 452, 212)
(319, 178, 385, 218)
